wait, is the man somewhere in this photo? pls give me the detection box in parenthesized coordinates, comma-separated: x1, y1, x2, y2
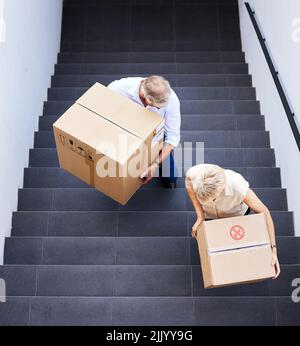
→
(108, 75, 181, 188)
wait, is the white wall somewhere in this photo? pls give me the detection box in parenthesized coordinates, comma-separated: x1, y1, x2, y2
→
(0, 0, 63, 263)
(239, 0, 300, 236)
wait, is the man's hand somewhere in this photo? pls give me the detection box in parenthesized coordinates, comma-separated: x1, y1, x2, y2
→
(140, 162, 159, 185)
(140, 144, 174, 185)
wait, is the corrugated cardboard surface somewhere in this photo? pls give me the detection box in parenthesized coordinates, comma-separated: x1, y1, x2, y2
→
(53, 82, 164, 204)
(54, 103, 143, 163)
(76, 82, 163, 139)
(197, 213, 276, 288)
(204, 213, 271, 252)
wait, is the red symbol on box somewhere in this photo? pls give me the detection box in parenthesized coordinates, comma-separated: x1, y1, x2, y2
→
(230, 225, 245, 240)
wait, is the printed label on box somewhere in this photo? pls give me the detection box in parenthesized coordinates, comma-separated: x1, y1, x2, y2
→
(152, 128, 164, 148)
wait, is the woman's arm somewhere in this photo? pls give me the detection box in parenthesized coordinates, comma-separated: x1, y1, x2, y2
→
(243, 189, 280, 278)
(244, 189, 276, 246)
(185, 176, 205, 237)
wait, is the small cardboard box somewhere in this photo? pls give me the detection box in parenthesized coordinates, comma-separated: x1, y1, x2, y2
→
(53, 82, 164, 205)
(196, 213, 276, 288)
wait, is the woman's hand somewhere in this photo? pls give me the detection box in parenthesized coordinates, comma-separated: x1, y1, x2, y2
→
(186, 177, 205, 238)
(272, 248, 281, 279)
(192, 218, 203, 238)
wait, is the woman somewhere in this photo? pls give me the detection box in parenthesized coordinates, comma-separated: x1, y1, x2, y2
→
(185, 164, 280, 278)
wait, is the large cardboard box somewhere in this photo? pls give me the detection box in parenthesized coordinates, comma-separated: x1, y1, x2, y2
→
(196, 213, 276, 289)
(53, 82, 164, 205)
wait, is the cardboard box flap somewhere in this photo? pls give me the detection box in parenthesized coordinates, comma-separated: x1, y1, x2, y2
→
(209, 245, 275, 286)
(53, 103, 143, 164)
(76, 83, 164, 140)
(201, 213, 270, 253)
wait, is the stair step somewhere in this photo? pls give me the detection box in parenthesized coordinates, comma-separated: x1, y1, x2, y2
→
(4, 236, 299, 265)
(29, 148, 276, 168)
(39, 114, 266, 131)
(193, 297, 299, 326)
(51, 74, 252, 87)
(60, 40, 242, 52)
(0, 265, 299, 297)
(1, 296, 298, 326)
(48, 86, 256, 101)
(43, 100, 260, 115)
(57, 51, 246, 63)
(16, 187, 287, 212)
(10, 210, 294, 238)
(63, 0, 240, 7)
(33, 130, 270, 149)
(23, 167, 281, 189)
(180, 130, 269, 147)
(54, 62, 249, 75)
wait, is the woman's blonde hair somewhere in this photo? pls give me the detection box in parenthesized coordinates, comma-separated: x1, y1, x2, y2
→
(193, 164, 226, 202)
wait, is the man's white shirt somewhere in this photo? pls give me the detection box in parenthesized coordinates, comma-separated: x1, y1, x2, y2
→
(107, 77, 181, 147)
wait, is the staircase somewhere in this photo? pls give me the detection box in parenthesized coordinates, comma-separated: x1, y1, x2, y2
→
(0, 0, 300, 326)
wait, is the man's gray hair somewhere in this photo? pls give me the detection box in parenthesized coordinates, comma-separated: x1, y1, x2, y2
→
(142, 75, 172, 107)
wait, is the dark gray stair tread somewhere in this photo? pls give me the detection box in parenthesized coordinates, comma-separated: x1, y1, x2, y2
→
(11, 210, 293, 237)
(194, 297, 276, 326)
(57, 51, 245, 63)
(0, 297, 30, 326)
(12, 210, 119, 237)
(1, 296, 298, 326)
(171, 86, 256, 100)
(0, 266, 37, 296)
(2, 265, 191, 297)
(4, 236, 299, 265)
(17, 187, 121, 212)
(16, 187, 287, 212)
(39, 265, 176, 297)
(29, 148, 276, 168)
(61, 40, 242, 52)
(47, 86, 256, 101)
(63, 0, 239, 5)
(64, 0, 238, 3)
(4, 237, 190, 265)
(194, 297, 300, 326)
(39, 114, 266, 131)
(54, 62, 248, 75)
(61, 1, 240, 13)
(180, 100, 260, 114)
(33, 130, 270, 149)
(23, 167, 281, 189)
(29, 296, 112, 326)
(63, 1, 239, 6)
(276, 298, 300, 326)
(51, 74, 252, 87)
(43, 99, 260, 115)
(32, 297, 195, 326)
(1, 265, 299, 297)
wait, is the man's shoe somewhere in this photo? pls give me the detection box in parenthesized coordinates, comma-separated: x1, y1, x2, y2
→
(169, 181, 177, 189)
(161, 178, 177, 189)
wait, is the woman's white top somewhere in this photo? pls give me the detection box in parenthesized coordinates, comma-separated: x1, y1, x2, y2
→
(186, 164, 250, 219)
